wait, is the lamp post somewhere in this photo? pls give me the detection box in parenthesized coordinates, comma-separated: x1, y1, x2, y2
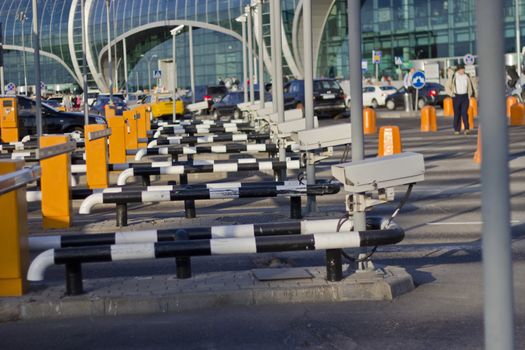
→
(171, 25, 184, 122)
(105, 0, 113, 104)
(31, 0, 42, 137)
(235, 14, 248, 103)
(256, 0, 265, 108)
(80, 0, 89, 125)
(516, 0, 522, 87)
(15, 11, 28, 96)
(246, 5, 255, 105)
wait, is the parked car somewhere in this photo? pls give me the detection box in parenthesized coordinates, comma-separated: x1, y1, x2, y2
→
(142, 94, 185, 119)
(182, 85, 228, 112)
(210, 91, 271, 120)
(283, 79, 347, 118)
(362, 85, 397, 108)
(385, 83, 446, 110)
(90, 94, 127, 116)
(9, 96, 106, 138)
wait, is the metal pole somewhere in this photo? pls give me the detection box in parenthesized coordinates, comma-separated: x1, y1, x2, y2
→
(257, 0, 265, 108)
(0, 22, 5, 95)
(247, 6, 255, 105)
(22, 23, 27, 96)
(148, 59, 152, 92)
(81, 0, 89, 125)
(303, 0, 316, 212)
(269, 0, 277, 113)
(32, 0, 42, 137)
(273, 0, 285, 165)
(105, 0, 113, 103)
(348, 0, 367, 267)
(516, 0, 522, 83)
(112, 2, 118, 93)
(172, 32, 177, 122)
(123, 37, 128, 97)
(477, 0, 515, 348)
(189, 26, 195, 104)
(241, 18, 248, 103)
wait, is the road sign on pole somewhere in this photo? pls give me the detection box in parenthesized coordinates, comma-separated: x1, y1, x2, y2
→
(463, 53, 475, 66)
(411, 71, 426, 112)
(153, 70, 162, 79)
(6, 82, 15, 95)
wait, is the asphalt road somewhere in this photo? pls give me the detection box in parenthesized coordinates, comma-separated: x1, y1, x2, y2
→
(2, 113, 525, 349)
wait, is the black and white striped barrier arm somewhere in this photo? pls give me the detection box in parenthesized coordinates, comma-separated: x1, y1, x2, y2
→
(30, 216, 388, 250)
(147, 133, 270, 148)
(135, 143, 278, 160)
(0, 150, 85, 162)
(79, 181, 340, 214)
(153, 124, 252, 138)
(118, 158, 302, 186)
(154, 119, 246, 128)
(27, 219, 404, 295)
(0, 141, 38, 152)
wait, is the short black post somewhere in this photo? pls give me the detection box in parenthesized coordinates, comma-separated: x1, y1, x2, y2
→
(175, 230, 192, 279)
(65, 262, 84, 296)
(180, 152, 196, 218)
(290, 196, 302, 219)
(116, 203, 128, 227)
(141, 175, 151, 187)
(325, 249, 343, 282)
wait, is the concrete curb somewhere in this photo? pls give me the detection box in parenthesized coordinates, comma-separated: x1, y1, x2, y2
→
(0, 265, 413, 321)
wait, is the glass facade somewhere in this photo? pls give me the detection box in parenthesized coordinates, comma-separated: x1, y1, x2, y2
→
(0, 0, 524, 91)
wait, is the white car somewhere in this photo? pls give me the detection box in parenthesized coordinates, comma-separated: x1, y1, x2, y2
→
(362, 85, 397, 108)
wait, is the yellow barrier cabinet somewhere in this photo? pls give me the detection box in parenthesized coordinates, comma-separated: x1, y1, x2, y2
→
(40, 135, 72, 229)
(0, 160, 29, 296)
(123, 110, 139, 151)
(0, 97, 19, 143)
(107, 116, 127, 164)
(85, 124, 109, 189)
(135, 110, 148, 148)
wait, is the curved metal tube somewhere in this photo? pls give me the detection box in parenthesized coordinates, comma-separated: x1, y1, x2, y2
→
(79, 193, 104, 214)
(27, 249, 55, 281)
(147, 140, 157, 148)
(135, 149, 147, 161)
(117, 168, 135, 186)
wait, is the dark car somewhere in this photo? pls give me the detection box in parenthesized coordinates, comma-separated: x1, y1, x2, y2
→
(210, 91, 271, 120)
(90, 94, 127, 116)
(385, 83, 446, 110)
(12, 96, 106, 137)
(182, 85, 229, 112)
(283, 79, 347, 118)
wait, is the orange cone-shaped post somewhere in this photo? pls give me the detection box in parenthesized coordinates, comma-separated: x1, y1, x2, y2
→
(506, 96, 518, 118)
(510, 102, 525, 126)
(469, 97, 478, 117)
(462, 107, 476, 130)
(363, 107, 377, 135)
(443, 97, 454, 117)
(420, 106, 437, 132)
(378, 126, 402, 157)
(473, 127, 482, 164)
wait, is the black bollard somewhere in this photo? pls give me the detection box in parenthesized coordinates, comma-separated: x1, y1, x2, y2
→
(175, 230, 192, 279)
(141, 175, 151, 187)
(116, 203, 128, 227)
(325, 249, 343, 282)
(290, 196, 302, 219)
(65, 262, 84, 296)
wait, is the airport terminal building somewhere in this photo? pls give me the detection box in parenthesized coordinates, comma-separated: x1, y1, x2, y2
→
(0, 0, 521, 92)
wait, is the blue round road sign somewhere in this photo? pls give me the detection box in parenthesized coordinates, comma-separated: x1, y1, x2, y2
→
(411, 71, 426, 90)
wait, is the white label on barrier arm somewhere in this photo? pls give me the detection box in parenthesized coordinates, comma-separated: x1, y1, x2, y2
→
(209, 188, 240, 199)
(258, 162, 274, 171)
(211, 224, 255, 238)
(141, 191, 171, 202)
(207, 182, 242, 189)
(211, 145, 227, 153)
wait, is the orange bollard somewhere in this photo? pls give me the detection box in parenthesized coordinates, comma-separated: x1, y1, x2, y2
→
(462, 107, 476, 130)
(510, 102, 525, 126)
(40, 135, 72, 229)
(420, 106, 437, 132)
(107, 116, 127, 164)
(443, 97, 454, 117)
(469, 97, 478, 118)
(363, 108, 377, 135)
(84, 124, 109, 189)
(506, 96, 518, 118)
(378, 126, 402, 157)
(0, 160, 29, 296)
(473, 127, 482, 164)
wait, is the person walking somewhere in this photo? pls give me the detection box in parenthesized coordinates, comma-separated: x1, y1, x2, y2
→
(446, 64, 478, 135)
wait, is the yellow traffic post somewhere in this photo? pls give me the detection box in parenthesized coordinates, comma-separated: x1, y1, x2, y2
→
(40, 135, 72, 229)
(0, 160, 29, 296)
(123, 110, 139, 151)
(378, 126, 402, 157)
(469, 97, 478, 117)
(420, 106, 437, 132)
(107, 116, 127, 164)
(443, 97, 454, 117)
(363, 108, 377, 135)
(105, 104, 116, 118)
(0, 97, 19, 142)
(85, 124, 109, 189)
(510, 102, 525, 126)
(506, 96, 518, 118)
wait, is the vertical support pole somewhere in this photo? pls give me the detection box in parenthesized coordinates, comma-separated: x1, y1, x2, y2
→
(172, 32, 177, 122)
(326, 250, 343, 282)
(65, 263, 84, 296)
(269, 0, 277, 114)
(189, 26, 196, 105)
(257, 0, 265, 109)
(516, 0, 522, 84)
(272, 0, 286, 180)
(123, 37, 128, 97)
(179, 171, 196, 219)
(477, 0, 515, 348)
(348, 0, 366, 271)
(290, 196, 302, 219)
(0, 160, 29, 296)
(105, 0, 113, 103)
(32, 0, 42, 137)
(175, 230, 191, 279)
(81, 0, 89, 126)
(241, 17, 248, 103)
(0, 22, 4, 95)
(247, 6, 255, 105)
(116, 203, 128, 227)
(303, 0, 316, 213)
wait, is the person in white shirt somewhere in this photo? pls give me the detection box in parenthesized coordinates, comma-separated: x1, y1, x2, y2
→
(445, 64, 478, 135)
